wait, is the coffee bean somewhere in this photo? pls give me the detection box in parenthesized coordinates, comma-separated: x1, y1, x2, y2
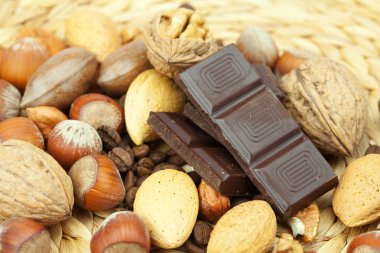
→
(149, 151, 167, 164)
(185, 239, 206, 253)
(124, 170, 136, 191)
(137, 157, 155, 169)
(365, 144, 380, 155)
(192, 220, 213, 247)
(118, 135, 131, 149)
(108, 147, 134, 172)
(125, 186, 138, 210)
(168, 154, 186, 166)
(137, 166, 152, 177)
(97, 125, 121, 151)
(132, 144, 150, 158)
(136, 175, 149, 187)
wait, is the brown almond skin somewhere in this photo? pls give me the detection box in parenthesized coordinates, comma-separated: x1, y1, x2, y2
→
(98, 40, 151, 97)
(21, 47, 98, 110)
(0, 79, 21, 121)
(0, 217, 51, 253)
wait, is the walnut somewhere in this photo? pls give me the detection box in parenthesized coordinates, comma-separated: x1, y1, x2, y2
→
(280, 57, 368, 157)
(272, 233, 303, 253)
(144, 8, 218, 78)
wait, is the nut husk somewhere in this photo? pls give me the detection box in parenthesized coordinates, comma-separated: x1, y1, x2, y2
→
(21, 47, 98, 110)
(280, 57, 368, 157)
(144, 8, 218, 78)
(98, 40, 152, 97)
(0, 140, 74, 225)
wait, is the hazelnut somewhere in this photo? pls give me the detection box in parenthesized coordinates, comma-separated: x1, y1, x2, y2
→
(18, 26, 67, 55)
(287, 202, 320, 242)
(98, 40, 152, 97)
(0, 117, 44, 149)
(0, 79, 21, 121)
(0, 37, 50, 91)
(236, 26, 278, 68)
(68, 154, 125, 211)
(70, 93, 124, 134)
(26, 106, 68, 140)
(198, 180, 230, 223)
(0, 217, 51, 253)
(347, 231, 380, 253)
(48, 120, 102, 169)
(91, 211, 150, 253)
(274, 51, 307, 77)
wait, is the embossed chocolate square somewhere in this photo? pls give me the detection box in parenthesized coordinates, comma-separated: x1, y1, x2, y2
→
(175, 44, 338, 219)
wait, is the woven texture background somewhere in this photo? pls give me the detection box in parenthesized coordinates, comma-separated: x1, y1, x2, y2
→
(1, 0, 380, 252)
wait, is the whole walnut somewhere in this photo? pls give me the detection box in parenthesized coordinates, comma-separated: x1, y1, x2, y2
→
(280, 57, 368, 157)
(144, 8, 218, 78)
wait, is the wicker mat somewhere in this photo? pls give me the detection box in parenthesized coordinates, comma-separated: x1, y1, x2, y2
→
(1, 0, 380, 252)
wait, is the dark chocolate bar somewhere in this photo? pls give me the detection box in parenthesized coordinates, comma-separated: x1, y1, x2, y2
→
(148, 112, 255, 196)
(251, 64, 284, 100)
(175, 44, 338, 218)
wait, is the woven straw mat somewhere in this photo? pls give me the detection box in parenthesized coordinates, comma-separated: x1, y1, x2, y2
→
(1, 0, 380, 252)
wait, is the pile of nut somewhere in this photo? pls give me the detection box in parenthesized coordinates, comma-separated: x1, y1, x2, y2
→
(0, 5, 379, 253)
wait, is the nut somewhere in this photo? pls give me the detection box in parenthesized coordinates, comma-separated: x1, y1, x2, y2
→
(332, 154, 380, 227)
(26, 106, 68, 140)
(70, 93, 124, 134)
(91, 211, 150, 253)
(21, 47, 98, 110)
(65, 9, 121, 61)
(274, 50, 312, 78)
(0, 140, 74, 225)
(18, 26, 67, 55)
(272, 233, 304, 253)
(68, 154, 125, 211)
(347, 231, 380, 253)
(0, 46, 3, 58)
(144, 8, 218, 78)
(134, 169, 199, 249)
(287, 202, 319, 242)
(98, 40, 152, 96)
(207, 200, 276, 253)
(0, 37, 50, 91)
(48, 120, 102, 169)
(280, 57, 368, 156)
(0, 79, 21, 121)
(0, 217, 51, 253)
(236, 26, 279, 68)
(192, 220, 213, 247)
(198, 180, 230, 223)
(0, 117, 44, 149)
(124, 69, 186, 145)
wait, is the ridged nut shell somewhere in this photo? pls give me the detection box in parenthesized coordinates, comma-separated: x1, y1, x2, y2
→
(280, 57, 368, 157)
(0, 79, 21, 121)
(207, 200, 276, 253)
(21, 47, 98, 110)
(0, 140, 74, 225)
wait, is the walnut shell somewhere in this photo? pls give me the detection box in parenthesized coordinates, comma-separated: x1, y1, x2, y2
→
(144, 8, 218, 78)
(280, 57, 368, 157)
(0, 140, 74, 225)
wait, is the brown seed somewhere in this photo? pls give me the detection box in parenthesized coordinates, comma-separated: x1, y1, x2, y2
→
(168, 154, 186, 165)
(136, 166, 152, 177)
(132, 144, 150, 158)
(192, 220, 213, 247)
(124, 170, 136, 191)
(149, 151, 167, 164)
(135, 175, 149, 187)
(137, 157, 155, 169)
(125, 186, 138, 210)
(185, 238, 206, 253)
(118, 135, 131, 149)
(97, 125, 121, 151)
(108, 147, 134, 172)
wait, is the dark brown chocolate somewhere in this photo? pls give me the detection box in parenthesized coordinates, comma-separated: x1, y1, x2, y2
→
(175, 44, 338, 219)
(148, 112, 255, 196)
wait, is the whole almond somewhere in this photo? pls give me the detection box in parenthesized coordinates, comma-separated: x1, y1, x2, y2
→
(21, 47, 98, 110)
(65, 9, 121, 61)
(0, 140, 74, 225)
(98, 40, 151, 96)
(207, 200, 276, 253)
(332, 154, 380, 227)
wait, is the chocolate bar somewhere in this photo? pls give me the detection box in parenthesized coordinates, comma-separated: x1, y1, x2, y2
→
(175, 44, 338, 218)
(251, 64, 284, 100)
(148, 112, 255, 196)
